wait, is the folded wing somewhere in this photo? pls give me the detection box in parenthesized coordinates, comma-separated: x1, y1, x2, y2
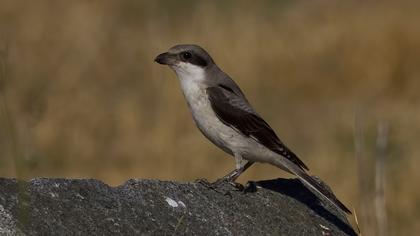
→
(207, 85, 308, 171)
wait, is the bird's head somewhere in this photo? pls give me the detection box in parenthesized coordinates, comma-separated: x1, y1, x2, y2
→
(154, 44, 214, 80)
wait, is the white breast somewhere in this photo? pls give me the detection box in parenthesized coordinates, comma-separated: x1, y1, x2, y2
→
(172, 63, 235, 154)
(179, 78, 235, 154)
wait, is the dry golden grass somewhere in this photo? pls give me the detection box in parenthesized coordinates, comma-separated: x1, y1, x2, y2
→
(0, 1, 419, 234)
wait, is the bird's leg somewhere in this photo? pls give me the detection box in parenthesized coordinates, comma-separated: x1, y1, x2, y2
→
(196, 161, 255, 195)
(212, 155, 255, 189)
(222, 160, 254, 183)
(196, 155, 254, 192)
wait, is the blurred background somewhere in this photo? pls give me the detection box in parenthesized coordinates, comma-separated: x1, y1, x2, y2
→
(0, 0, 419, 234)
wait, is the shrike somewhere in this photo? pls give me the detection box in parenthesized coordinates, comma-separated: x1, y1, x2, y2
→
(155, 44, 351, 214)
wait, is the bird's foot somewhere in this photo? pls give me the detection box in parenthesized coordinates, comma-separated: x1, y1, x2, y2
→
(195, 178, 244, 196)
(242, 181, 258, 193)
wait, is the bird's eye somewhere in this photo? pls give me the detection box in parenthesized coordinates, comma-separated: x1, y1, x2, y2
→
(181, 52, 192, 60)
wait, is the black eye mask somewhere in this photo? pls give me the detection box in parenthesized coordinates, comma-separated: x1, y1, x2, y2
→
(179, 51, 208, 67)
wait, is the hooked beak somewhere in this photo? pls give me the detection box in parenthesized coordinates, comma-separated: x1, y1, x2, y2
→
(154, 52, 177, 65)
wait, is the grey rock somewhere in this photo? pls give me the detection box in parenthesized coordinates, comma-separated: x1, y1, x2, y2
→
(0, 178, 356, 235)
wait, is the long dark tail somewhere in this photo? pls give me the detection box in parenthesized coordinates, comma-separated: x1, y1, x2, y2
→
(296, 170, 352, 214)
(275, 160, 352, 214)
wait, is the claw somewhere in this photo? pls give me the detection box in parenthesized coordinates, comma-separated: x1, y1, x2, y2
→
(196, 177, 244, 196)
(242, 181, 258, 193)
(195, 178, 211, 185)
(230, 181, 245, 191)
(213, 177, 244, 190)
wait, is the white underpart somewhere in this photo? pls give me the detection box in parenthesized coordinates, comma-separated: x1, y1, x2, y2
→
(170, 62, 283, 169)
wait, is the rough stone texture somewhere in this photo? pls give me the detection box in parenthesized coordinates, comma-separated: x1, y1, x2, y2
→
(0, 178, 356, 235)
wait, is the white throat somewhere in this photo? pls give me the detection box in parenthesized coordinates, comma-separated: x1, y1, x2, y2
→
(171, 62, 206, 83)
(170, 62, 208, 113)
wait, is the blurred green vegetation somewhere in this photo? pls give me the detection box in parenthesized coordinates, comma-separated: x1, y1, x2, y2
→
(1, 0, 419, 234)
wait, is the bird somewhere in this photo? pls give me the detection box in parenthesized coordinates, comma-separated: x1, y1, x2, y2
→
(154, 44, 351, 214)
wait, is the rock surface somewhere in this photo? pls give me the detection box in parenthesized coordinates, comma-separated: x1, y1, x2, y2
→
(0, 178, 356, 235)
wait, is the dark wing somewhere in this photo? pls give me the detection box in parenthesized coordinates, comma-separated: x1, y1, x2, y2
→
(207, 85, 308, 171)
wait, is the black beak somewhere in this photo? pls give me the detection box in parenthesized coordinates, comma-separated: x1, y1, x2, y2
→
(154, 52, 175, 65)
